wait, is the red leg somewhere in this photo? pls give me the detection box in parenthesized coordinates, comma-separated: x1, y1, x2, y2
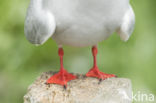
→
(86, 46, 116, 80)
(47, 48, 77, 87)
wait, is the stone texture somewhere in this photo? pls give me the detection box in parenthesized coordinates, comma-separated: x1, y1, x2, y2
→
(24, 71, 132, 103)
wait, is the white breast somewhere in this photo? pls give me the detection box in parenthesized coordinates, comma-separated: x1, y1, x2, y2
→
(47, 0, 130, 47)
(25, 0, 134, 47)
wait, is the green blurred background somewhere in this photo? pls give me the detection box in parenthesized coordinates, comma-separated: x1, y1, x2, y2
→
(0, 0, 155, 103)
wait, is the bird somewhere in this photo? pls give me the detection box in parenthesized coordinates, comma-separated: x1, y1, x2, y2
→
(24, 0, 135, 87)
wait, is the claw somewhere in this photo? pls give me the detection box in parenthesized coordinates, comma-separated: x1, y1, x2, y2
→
(64, 85, 67, 89)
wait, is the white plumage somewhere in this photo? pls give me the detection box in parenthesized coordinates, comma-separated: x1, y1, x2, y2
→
(25, 0, 135, 47)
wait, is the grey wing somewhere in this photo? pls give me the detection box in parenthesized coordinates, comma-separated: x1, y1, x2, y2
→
(24, 3, 56, 45)
(117, 5, 135, 41)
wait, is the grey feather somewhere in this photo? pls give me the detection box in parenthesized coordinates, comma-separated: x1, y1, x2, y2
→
(117, 5, 135, 41)
(24, 0, 56, 45)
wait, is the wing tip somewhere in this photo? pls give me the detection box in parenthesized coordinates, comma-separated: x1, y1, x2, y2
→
(120, 34, 130, 42)
(27, 38, 46, 46)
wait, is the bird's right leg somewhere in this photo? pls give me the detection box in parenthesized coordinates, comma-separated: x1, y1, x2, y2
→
(46, 47, 77, 88)
(86, 46, 116, 80)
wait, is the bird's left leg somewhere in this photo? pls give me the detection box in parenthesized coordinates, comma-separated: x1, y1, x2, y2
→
(86, 46, 116, 80)
(46, 47, 77, 88)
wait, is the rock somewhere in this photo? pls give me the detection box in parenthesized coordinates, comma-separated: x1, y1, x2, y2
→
(24, 71, 132, 103)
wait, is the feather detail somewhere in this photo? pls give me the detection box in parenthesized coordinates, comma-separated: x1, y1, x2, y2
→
(117, 5, 135, 42)
(24, 0, 56, 45)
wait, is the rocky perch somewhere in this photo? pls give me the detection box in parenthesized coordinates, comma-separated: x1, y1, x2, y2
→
(24, 71, 132, 103)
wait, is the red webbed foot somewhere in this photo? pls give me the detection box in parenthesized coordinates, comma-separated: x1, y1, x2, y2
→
(86, 66, 116, 80)
(47, 69, 77, 87)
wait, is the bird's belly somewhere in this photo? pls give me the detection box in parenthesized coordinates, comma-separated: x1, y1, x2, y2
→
(52, 24, 114, 47)
(50, 0, 129, 47)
